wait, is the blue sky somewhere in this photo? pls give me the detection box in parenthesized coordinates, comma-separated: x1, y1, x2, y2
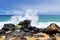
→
(0, 0, 60, 15)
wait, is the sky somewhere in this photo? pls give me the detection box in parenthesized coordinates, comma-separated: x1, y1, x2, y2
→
(0, 0, 60, 15)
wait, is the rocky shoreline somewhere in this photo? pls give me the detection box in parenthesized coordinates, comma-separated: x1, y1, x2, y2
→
(0, 20, 60, 40)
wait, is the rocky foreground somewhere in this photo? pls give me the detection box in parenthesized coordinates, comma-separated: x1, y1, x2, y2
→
(0, 20, 60, 40)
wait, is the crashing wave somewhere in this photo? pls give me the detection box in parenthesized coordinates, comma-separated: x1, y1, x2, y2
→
(0, 9, 60, 29)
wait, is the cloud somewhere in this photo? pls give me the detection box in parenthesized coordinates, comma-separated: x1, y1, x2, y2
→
(12, 0, 60, 15)
(1, 9, 38, 16)
(0, 0, 60, 15)
(5, 10, 25, 15)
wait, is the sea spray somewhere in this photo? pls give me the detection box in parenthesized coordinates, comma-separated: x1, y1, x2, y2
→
(0, 9, 60, 29)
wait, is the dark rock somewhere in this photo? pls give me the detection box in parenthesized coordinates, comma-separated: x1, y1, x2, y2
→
(11, 28, 15, 31)
(29, 30, 35, 33)
(18, 22, 24, 26)
(19, 20, 31, 33)
(1, 24, 15, 35)
(18, 20, 31, 26)
(23, 28, 30, 32)
(2, 28, 10, 31)
(3, 24, 15, 28)
(0, 30, 6, 35)
(2, 24, 15, 31)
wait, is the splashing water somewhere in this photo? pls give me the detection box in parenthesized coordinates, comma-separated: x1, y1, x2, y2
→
(10, 9, 39, 27)
(0, 9, 60, 29)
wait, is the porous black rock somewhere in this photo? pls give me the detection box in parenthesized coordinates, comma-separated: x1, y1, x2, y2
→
(18, 20, 45, 34)
(2, 23, 15, 31)
(1, 23, 15, 34)
(18, 20, 31, 26)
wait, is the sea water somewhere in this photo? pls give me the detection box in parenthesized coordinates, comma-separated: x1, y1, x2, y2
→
(39, 15, 60, 22)
(0, 9, 60, 29)
(0, 15, 60, 22)
(0, 15, 12, 22)
(0, 15, 60, 29)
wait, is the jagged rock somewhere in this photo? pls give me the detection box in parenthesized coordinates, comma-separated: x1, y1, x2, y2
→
(0, 30, 5, 35)
(29, 30, 35, 33)
(2, 24, 15, 31)
(45, 23, 60, 37)
(1, 24, 15, 35)
(3, 24, 15, 28)
(46, 23, 60, 30)
(18, 20, 31, 26)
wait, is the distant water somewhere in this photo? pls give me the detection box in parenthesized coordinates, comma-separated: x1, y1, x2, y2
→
(0, 15, 12, 22)
(0, 15, 60, 22)
(39, 15, 60, 22)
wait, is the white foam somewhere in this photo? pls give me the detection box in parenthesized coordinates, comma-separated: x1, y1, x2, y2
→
(0, 9, 60, 29)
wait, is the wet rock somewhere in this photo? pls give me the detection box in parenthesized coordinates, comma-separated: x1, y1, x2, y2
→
(2, 28, 10, 31)
(18, 20, 43, 34)
(23, 28, 30, 32)
(18, 20, 31, 26)
(2, 24, 15, 31)
(18, 22, 24, 26)
(0, 30, 6, 35)
(29, 30, 35, 33)
(3, 24, 15, 28)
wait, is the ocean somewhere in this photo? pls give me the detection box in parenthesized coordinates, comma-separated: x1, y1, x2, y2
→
(39, 15, 60, 22)
(0, 15, 60, 22)
(0, 15, 12, 22)
(0, 15, 60, 29)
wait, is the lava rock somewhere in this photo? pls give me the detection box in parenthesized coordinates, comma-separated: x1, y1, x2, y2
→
(2, 24, 15, 31)
(18, 20, 31, 26)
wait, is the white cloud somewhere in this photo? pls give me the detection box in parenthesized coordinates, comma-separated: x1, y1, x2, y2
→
(12, 0, 60, 15)
(1, 0, 60, 15)
(5, 10, 25, 15)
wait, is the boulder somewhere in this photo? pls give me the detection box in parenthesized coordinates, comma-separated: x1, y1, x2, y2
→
(18, 20, 31, 31)
(1, 24, 15, 34)
(46, 23, 60, 31)
(2, 23, 15, 31)
(45, 23, 60, 37)
(18, 20, 31, 26)
(18, 22, 24, 26)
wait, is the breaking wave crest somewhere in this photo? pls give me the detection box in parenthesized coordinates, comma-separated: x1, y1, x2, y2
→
(0, 9, 60, 29)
